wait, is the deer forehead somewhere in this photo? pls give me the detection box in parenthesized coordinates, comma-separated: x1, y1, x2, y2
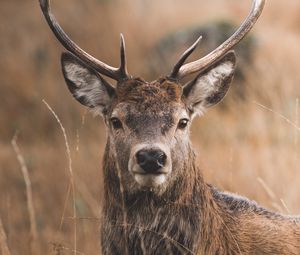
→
(115, 78, 183, 105)
(111, 103, 188, 137)
(111, 80, 188, 132)
(112, 79, 185, 114)
(111, 101, 187, 127)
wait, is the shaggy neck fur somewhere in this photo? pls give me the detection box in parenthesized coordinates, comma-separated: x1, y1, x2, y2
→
(100, 137, 300, 255)
(101, 140, 240, 255)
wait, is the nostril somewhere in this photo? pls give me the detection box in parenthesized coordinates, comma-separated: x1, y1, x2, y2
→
(155, 151, 167, 166)
(136, 151, 147, 165)
(136, 149, 167, 173)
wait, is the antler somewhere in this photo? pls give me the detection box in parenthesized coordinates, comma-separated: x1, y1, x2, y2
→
(169, 0, 265, 80)
(39, 0, 129, 81)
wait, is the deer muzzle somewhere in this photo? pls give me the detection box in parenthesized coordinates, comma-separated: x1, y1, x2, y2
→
(128, 143, 172, 188)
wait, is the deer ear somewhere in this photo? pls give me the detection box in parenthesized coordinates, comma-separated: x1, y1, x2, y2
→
(61, 52, 115, 115)
(183, 51, 236, 116)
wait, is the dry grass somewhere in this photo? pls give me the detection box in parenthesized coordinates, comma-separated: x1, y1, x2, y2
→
(0, 0, 300, 254)
(0, 216, 11, 255)
(11, 133, 38, 252)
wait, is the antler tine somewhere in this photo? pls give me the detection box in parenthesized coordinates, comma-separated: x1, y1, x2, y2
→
(169, 36, 202, 80)
(119, 33, 129, 79)
(39, 0, 129, 81)
(171, 0, 265, 80)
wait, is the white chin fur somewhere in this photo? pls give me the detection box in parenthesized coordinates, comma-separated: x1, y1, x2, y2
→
(134, 174, 167, 187)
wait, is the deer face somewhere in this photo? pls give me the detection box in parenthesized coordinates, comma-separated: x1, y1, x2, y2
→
(61, 52, 236, 194)
(39, 0, 263, 195)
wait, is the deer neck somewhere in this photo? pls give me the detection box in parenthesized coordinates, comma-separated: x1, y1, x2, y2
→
(100, 141, 230, 254)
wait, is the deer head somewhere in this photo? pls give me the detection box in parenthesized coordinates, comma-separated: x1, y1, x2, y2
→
(40, 0, 265, 195)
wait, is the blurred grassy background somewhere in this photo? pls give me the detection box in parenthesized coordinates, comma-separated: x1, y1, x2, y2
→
(1, 0, 300, 254)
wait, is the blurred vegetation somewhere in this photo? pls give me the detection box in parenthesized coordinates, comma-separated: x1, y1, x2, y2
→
(149, 20, 255, 79)
(0, 0, 300, 254)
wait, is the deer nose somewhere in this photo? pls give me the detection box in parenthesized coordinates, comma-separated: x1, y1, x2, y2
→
(136, 149, 167, 174)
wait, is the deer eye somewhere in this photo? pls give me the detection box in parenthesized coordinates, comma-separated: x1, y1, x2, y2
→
(110, 117, 123, 130)
(178, 118, 189, 129)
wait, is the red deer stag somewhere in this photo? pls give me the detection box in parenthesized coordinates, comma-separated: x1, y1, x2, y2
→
(39, 0, 300, 254)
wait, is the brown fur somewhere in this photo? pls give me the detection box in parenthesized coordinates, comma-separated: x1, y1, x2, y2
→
(116, 78, 183, 105)
(101, 139, 300, 255)
(100, 81, 300, 255)
(60, 52, 300, 254)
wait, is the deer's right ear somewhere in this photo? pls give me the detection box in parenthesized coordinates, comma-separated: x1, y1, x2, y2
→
(61, 52, 115, 115)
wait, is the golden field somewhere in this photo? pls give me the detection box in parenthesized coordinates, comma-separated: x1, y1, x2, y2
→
(0, 0, 300, 254)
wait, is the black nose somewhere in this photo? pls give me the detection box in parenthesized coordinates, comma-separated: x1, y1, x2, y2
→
(136, 149, 167, 174)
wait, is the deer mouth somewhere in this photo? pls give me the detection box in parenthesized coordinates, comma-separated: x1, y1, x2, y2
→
(130, 166, 170, 187)
(131, 170, 168, 176)
(132, 172, 168, 187)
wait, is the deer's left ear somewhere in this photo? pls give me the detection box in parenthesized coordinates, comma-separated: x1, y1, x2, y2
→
(183, 51, 236, 115)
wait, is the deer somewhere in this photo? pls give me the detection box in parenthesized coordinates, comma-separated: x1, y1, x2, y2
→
(39, 0, 300, 254)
